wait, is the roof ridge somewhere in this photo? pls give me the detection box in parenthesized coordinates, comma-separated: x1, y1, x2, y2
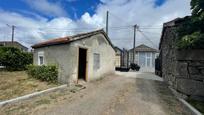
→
(32, 29, 106, 48)
(70, 29, 104, 38)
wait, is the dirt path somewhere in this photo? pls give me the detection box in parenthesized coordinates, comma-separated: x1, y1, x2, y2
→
(35, 72, 191, 115)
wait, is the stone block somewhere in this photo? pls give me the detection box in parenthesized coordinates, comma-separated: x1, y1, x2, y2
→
(190, 75, 204, 81)
(176, 50, 204, 61)
(188, 67, 200, 75)
(175, 62, 188, 77)
(189, 61, 204, 67)
(201, 69, 204, 75)
(176, 78, 204, 97)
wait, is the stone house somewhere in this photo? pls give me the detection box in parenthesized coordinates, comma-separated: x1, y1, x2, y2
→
(128, 44, 158, 72)
(32, 29, 115, 84)
(0, 41, 28, 52)
(159, 18, 204, 100)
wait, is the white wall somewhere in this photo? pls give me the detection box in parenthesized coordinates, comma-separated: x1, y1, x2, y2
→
(137, 52, 157, 72)
(33, 33, 115, 84)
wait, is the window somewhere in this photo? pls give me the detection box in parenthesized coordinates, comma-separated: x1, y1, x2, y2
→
(93, 53, 100, 70)
(38, 52, 44, 65)
(39, 56, 44, 65)
(146, 53, 152, 67)
(139, 52, 146, 67)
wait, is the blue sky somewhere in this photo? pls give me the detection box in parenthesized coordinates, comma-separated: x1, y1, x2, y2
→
(0, 0, 190, 48)
(0, 0, 101, 20)
(0, 0, 166, 20)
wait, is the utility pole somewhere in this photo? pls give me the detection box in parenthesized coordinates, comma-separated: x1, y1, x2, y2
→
(11, 25, 15, 43)
(106, 11, 109, 36)
(133, 24, 138, 63)
(7, 24, 15, 44)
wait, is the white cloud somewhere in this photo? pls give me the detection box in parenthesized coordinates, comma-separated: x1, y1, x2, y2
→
(81, 0, 191, 49)
(0, 0, 191, 50)
(24, 0, 67, 17)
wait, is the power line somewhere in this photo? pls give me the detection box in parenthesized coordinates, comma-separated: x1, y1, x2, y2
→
(108, 12, 132, 26)
(140, 27, 163, 29)
(0, 25, 162, 31)
(138, 29, 158, 48)
(138, 30, 161, 35)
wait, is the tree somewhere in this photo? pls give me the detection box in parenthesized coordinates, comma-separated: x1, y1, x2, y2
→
(191, 0, 204, 17)
(0, 47, 33, 71)
(177, 0, 204, 49)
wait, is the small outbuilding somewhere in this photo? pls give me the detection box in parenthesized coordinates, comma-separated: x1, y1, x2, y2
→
(32, 29, 115, 84)
(128, 44, 159, 72)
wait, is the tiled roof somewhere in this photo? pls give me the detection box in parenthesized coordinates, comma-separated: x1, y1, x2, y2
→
(31, 37, 71, 48)
(32, 29, 113, 48)
(0, 41, 28, 50)
(130, 44, 158, 52)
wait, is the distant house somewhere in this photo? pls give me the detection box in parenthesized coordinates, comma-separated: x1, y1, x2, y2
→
(0, 41, 28, 52)
(114, 47, 123, 67)
(128, 44, 158, 72)
(32, 29, 115, 84)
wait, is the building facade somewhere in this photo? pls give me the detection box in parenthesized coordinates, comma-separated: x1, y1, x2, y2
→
(114, 47, 123, 67)
(32, 30, 115, 85)
(0, 41, 28, 52)
(128, 44, 158, 72)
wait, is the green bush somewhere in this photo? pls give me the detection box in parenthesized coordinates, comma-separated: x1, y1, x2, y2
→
(27, 65, 58, 83)
(0, 47, 33, 71)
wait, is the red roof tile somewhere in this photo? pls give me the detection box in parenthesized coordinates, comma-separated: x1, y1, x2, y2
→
(32, 37, 71, 48)
(32, 29, 114, 49)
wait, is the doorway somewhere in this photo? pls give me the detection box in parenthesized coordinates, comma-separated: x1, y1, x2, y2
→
(78, 48, 87, 81)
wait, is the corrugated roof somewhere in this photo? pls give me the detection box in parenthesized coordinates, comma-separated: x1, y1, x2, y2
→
(130, 44, 158, 52)
(32, 29, 113, 48)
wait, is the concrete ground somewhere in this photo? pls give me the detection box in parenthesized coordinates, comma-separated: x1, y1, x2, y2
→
(30, 72, 191, 115)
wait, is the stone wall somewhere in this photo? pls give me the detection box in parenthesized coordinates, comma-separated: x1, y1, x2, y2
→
(160, 26, 204, 100)
(174, 50, 204, 98)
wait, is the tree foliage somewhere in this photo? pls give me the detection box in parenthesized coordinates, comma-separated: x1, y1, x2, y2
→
(0, 47, 33, 71)
(191, 0, 204, 17)
(177, 0, 204, 49)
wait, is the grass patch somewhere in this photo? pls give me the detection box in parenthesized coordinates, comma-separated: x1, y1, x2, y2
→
(0, 71, 58, 101)
(35, 99, 51, 105)
(186, 98, 204, 114)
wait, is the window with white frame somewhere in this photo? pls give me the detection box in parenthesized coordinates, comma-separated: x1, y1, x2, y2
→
(38, 51, 44, 65)
(93, 53, 100, 70)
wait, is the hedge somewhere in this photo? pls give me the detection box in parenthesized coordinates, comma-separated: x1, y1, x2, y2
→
(27, 65, 58, 83)
(0, 47, 33, 71)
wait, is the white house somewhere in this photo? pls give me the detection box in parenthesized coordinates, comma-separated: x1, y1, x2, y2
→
(128, 44, 159, 72)
(32, 29, 115, 84)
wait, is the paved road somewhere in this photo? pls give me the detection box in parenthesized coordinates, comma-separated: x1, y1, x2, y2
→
(35, 72, 191, 115)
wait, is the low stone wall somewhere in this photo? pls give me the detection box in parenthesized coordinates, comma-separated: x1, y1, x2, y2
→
(163, 50, 204, 100)
(174, 50, 204, 99)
